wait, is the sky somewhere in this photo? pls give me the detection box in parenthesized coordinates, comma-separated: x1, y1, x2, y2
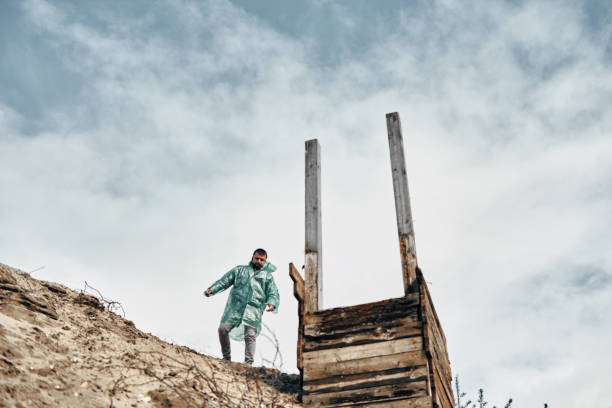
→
(1, 0, 611, 406)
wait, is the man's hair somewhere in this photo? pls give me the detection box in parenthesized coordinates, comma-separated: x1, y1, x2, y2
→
(253, 248, 267, 258)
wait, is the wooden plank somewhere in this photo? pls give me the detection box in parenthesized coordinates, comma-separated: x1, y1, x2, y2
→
(303, 337, 422, 366)
(306, 292, 419, 320)
(333, 395, 432, 408)
(417, 271, 454, 408)
(386, 112, 418, 294)
(289, 263, 305, 372)
(420, 275, 452, 388)
(297, 303, 303, 371)
(305, 252, 321, 313)
(425, 314, 446, 359)
(304, 294, 420, 329)
(297, 302, 304, 371)
(423, 292, 448, 356)
(431, 363, 443, 408)
(432, 362, 454, 408)
(304, 350, 427, 381)
(423, 303, 450, 371)
(289, 262, 305, 301)
(305, 314, 420, 340)
(423, 354, 432, 397)
(303, 364, 428, 393)
(433, 393, 442, 408)
(418, 269, 453, 407)
(304, 374, 428, 397)
(304, 320, 422, 352)
(304, 378, 429, 405)
(305, 139, 323, 312)
(305, 299, 420, 332)
(418, 268, 448, 346)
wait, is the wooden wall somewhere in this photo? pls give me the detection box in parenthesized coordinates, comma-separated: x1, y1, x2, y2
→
(295, 113, 452, 406)
(290, 264, 453, 408)
(417, 267, 453, 408)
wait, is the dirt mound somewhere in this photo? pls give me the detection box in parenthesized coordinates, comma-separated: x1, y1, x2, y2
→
(0, 263, 300, 407)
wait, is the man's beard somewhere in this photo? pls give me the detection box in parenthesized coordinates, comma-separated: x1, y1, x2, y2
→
(253, 263, 263, 270)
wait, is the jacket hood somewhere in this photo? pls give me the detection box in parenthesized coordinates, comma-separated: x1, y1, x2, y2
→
(264, 261, 277, 273)
(249, 261, 277, 273)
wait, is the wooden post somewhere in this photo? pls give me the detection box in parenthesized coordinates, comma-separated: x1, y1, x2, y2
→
(289, 263, 305, 400)
(386, 112, 418, 294)
(305, 139, 323, 312)
(289, 262, 305, 397)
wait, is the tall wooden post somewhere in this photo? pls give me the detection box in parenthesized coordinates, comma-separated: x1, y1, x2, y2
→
(305, 139, 323, 312)
(386, 112, 418, 294)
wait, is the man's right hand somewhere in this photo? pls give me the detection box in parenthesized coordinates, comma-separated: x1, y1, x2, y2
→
(205, 289, 212, 297)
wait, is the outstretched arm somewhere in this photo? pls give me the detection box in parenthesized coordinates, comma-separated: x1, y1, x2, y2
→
(205, 267, 236, 297)
(265, 277, 280, 312)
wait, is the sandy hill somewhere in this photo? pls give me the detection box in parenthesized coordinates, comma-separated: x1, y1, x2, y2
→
(0, 263, 300, 407)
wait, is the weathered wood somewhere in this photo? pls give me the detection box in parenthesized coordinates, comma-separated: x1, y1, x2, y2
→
(295, 115, 454, 407)
(424, 305, 451, 381)
(424, 329, 453, 408)
(424, 305, 447, 361)
(419, 268, 452, 393)
(289, 263, 305, 374)
(304, 253, 320, 313)
(303, 336, 422, 366)
(304, 320, 421, 352)
(289, 262, 305, 301)
(418, 268, 454, 407)
(305, 314, 420, 340)
(304, 294, 419, 329)
(304, 370, 428, 396)
(386, 112, 418, 294)
(419, 269, 449, 351)
(432, 361, 454, 408)
(305, 310, 420, 339)
(297, 307, 304, 371)
(303, 364, 429, 393)
(303, 350, 427, 381)
(305, 139, 323, 312)
(422, 293, 447, 347)
(336, 395, 432, 408)
(305, 293, 419, 320)
(304, 378, 429, 405)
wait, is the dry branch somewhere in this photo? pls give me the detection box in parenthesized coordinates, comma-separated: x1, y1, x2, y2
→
(81, 281, 126, 317)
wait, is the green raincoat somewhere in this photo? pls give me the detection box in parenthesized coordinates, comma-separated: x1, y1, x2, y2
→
(206, 261, 280, 341)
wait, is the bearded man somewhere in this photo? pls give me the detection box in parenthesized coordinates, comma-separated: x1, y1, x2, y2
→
(204, 248, 279, 365)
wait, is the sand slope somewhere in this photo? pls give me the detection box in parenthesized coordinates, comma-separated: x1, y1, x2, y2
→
(0, 263, 299, 407)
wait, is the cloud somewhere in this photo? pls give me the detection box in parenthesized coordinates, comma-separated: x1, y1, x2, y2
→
(487, 262, 612, 405)
(1, 0, 611, 406)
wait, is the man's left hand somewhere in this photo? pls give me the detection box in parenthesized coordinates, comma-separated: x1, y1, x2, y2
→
(265, 303, 275, 312)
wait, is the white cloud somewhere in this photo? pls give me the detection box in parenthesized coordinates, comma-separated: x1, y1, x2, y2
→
(2, 0, 611, 406)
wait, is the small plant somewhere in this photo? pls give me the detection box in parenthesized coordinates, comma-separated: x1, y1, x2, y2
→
(477, 388, 488, 408)
(455, 376, 472, 408)
(454, 376, 513, 408)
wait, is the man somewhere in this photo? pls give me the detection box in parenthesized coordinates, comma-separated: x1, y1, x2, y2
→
(204, 248, 280, 365)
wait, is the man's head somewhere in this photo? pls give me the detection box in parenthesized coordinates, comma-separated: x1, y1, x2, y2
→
(251, 248, 267, 270)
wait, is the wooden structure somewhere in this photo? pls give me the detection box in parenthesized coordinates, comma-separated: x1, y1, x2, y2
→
(289, 113, 454, 407)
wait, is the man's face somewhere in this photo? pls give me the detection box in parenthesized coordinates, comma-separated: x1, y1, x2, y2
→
(251, 253, 267, 270)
